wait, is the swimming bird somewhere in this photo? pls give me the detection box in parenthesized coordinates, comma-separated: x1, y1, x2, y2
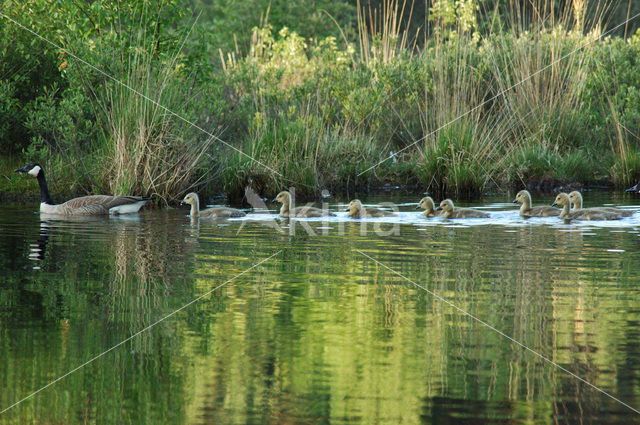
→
(513, 190, 560, 217)
(181, 192, 246, 218)
(416, 196, 444, 217)
(273, 191, 334, 218)
(568, 191, 634, 217)
(435, 199, 489, 219)
(552, 193, 622, 220)
(16, 163, 152, 215)
(347, 199, 396, 218)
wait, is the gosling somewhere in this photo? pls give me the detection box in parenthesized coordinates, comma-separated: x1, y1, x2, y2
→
(346, 199, 396, 218)
(416, 196, 444, 217)
(273, 191, 334, 218)
(568, 191, 634, 217)
(552, 193, 622, 220)
(513, 190, 560, 217)
(435, 199, 489, 219)
(182, 193, 246, 218)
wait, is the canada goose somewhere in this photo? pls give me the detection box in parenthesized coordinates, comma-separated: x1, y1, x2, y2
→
(346, 199, 397, 218)
(416, 196, 444, 217)
(552, 193, 622, 220)
(16, 163, 152, 215)
(273, 191, 335, 218)
(513, 190, 560, 217)
(435, 199, 489, 219)
(568, 191, 634, 217)
(181, 192, 246, 218)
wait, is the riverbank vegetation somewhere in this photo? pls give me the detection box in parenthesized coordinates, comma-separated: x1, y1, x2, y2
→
(2, 0, 640, 201)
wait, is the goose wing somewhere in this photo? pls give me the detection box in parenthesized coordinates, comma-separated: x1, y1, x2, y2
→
(61, 195, 150, 214)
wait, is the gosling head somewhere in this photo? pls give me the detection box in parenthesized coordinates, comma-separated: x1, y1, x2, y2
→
(513, 190, 531, 205)
(552, 193, 570, 207)
(15, 163, 43, 178)
(436, 199, 454, 212)
(416, 196, 436, 212)
(346, 199, 363, 214)
(568, 191, 583, 207)
(181, 192, 198, 206)
(273, 191, 291, 204)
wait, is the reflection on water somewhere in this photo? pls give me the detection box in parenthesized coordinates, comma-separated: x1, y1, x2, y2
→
(0, 192, 639, 424)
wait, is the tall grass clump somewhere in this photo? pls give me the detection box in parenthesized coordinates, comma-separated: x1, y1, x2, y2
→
(94, 48, 216, 202)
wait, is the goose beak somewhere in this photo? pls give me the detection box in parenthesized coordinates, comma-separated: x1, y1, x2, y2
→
(435, 206, 443, 211)
(551, 202, 558, 207)
(15, 166, 28, 173)
(272, 197, 277, 202)
(415, 204, 421, 210)
(626, 183, 638, 192)
(512, 198, 518, 203)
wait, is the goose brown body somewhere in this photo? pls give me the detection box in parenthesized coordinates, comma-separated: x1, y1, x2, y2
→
(416, 197, 444, 217)
(182, 193, 246, 218)
(435, 199, 489, 219)
(552, 193, 622, 220)
(513, 190, 560, 217)
(16, 163, 151, 215)
(347, 199, 396, 218)
(568, 191, 634, 217)
(274, 191, 334, 218)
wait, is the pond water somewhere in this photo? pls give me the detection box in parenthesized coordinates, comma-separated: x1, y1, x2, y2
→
(1, 191, 640, 424)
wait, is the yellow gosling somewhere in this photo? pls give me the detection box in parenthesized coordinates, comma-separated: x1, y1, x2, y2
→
(416, 196, 444, 217)
(346, 199, 396, 218)
(513, 190, 560, 217)
(568, 191, 634, 217)
(552, 193, 622, 220)
(274, 191, 335, 218)
(435, 199, 489, 219)
(182, 193, 246, 218)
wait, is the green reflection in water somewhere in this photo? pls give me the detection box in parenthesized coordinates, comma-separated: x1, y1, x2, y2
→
(0, 194, 639, 424)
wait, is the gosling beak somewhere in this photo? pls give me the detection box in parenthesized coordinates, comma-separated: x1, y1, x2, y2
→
(435, 206, 443, 211)
(415, 204, 421, 210)
(180, 201, 186, 205)
(272, 197, 277, 202)
(15, 166, 28, 173)
(551, 201, 558, 207)
(626, 183, 638, 192)
(512, 198, 518, 203)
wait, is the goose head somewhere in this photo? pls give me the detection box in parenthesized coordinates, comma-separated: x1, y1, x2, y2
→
(513, 190, 531, 206)
(346, 199, 363, 215)
(568, 191, 583, 209)
(436, 199, 454, 213)
(416, 196, 436, 213)
(16, 163, 43, 178)
(273, 191, 291, 204)
(181, 192, 199, 206)
(552, 193, 571, 208)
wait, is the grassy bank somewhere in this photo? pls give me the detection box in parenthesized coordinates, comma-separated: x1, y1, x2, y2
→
(2, 0, 640, 202)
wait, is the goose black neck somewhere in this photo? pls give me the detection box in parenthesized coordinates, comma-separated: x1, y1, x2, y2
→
(36, 171, 54, 204)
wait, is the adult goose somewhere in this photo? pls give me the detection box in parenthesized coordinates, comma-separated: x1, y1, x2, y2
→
(16, 163, 152, 215)
(552, 193, 621, 220)
(416, 196, 444, 217)
(346, 199, 396, 218)
(181, 192, 246, 218)
(273, 191, 334, 218)
(568, 191, 634, 217)
(513, 190, 560, 217)
(435, 199, 489, 219)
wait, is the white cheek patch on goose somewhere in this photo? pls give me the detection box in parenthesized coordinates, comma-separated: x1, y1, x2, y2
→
(28, 165, 41, 177)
